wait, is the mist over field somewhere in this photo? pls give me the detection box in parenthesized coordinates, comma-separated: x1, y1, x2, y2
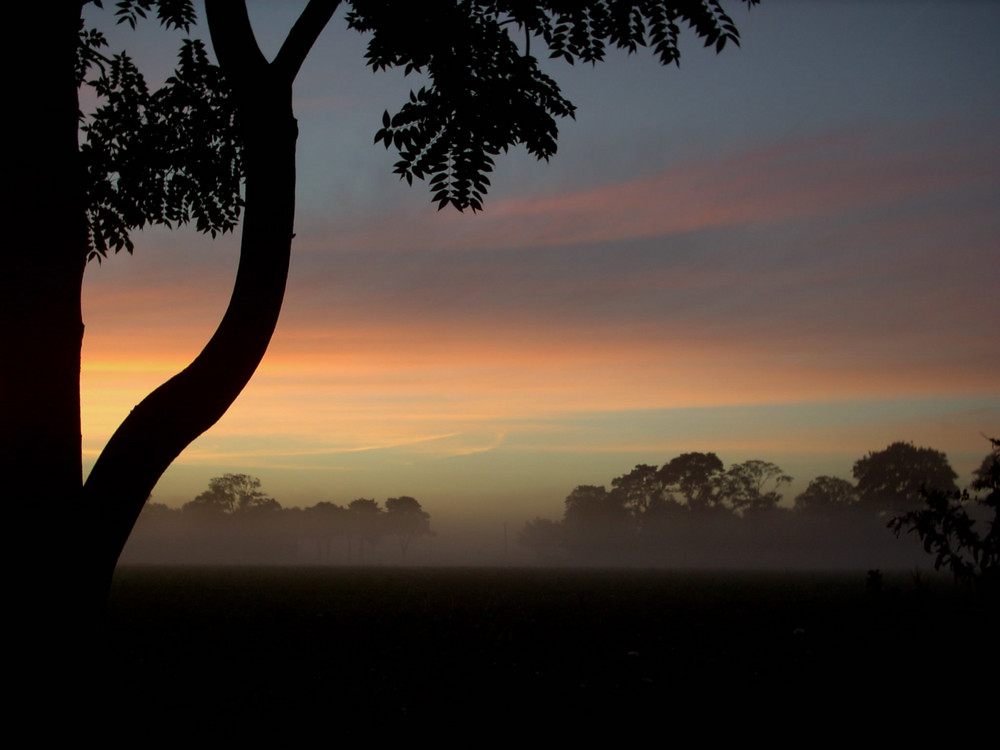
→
(118, 495, 929, 571)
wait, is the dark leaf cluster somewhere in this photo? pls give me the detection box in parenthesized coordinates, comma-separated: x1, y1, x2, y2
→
(104, 0, 196, 31)
(76, 25, 110, 85)
(889, 438, 1000, 588)
(347, 0, 757, 211)
(80, 32, 243, 260)
(182, 474, 280, 515)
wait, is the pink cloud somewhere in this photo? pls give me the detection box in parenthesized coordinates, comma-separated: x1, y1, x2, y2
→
(311, 123, 998, 256)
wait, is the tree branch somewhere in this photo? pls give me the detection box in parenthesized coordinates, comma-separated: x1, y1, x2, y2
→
(204, 0, 268, 84)
(274, 0, 341, 83)
(84, 0, 305, 579)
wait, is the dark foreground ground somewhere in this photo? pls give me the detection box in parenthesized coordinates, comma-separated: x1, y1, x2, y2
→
(101, 567, 996, 737)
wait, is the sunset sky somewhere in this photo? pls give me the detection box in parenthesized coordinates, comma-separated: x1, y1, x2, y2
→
(80, 1, 999, 529)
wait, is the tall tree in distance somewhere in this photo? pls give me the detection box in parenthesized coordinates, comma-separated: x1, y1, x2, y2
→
(4, 0, 760, 626)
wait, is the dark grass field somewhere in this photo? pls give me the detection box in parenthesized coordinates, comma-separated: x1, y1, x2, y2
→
(101, 566, 996, 736)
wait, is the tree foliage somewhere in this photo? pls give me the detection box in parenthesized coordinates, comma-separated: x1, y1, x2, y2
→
(658, 452, 725, 511)
(77, 0, 759, 253)
(611, 463, 663, 517)
(384, 495, 432, 557)
(80, 1, 242, 259)
(717, 460, 792, 515)
(889, 438, 1000, 589)
(853, 441, 958, 515)
(350, 0, 758, 211)
(182, 474, 280, 515)
(793, 476, 859, 513)
(563, 484, 633, 551)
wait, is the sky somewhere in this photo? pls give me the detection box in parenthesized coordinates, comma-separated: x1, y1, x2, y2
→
(80, 1, 999, 532)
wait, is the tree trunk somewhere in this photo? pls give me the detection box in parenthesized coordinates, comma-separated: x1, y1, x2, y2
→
(1, 1, 338, 657)
(2, 6, 86, 521)
(82, 75, 298, 586)
(1, 1, 92, 722)
(82, 0, 340, 591)
(1, 2, 337, 725)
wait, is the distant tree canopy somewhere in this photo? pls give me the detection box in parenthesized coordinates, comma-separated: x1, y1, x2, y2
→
(611, 464, 662, 517)
(658, 452, 726, 512)
(183, 474, 281, 515)
(853, 442, 958, 515)
(140, 485, 433, 563)
(519, 440, 978, 567)
(384, 496, 432, 558)
(563, 484, 633, 551)
(522, 453, 796, 560)
(794, 476, 859, 513)
(717, 460, 792, 515)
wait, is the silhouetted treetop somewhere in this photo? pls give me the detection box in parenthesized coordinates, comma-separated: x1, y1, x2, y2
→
(349, 0, 759, 211)
(793, 476, 859, 513)
(717, 459, 791, 515)
(854, 442, 957, 515)
(657, 452, 725, 511)
(611, 463, 663, 516)
(183, 474, 280, 515)
(78, 0, 757, 253)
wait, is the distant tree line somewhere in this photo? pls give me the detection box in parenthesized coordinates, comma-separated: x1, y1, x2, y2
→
(518, 441, 994, 570)
(132, 475, 431, 565)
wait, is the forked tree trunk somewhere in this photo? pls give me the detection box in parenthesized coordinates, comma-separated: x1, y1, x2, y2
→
(80, 0, 340, 594)
(81, 81, 299, 589)
(3, 1, 337, 725)
(2, 2, 337, 656)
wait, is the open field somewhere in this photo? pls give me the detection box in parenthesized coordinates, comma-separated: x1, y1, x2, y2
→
(103, 566, 996, 736)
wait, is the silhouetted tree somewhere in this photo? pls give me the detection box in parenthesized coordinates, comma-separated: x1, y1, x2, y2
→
(794, 476, 859, 513)
(718, 460, 792, 515)
(384, 496, 431, 560)
(611, 464, 664, 518)
(889, 438, 999, 590)
(562, 485, 632, 553)
(4, 0, 759, 634)
(658, 452, 726, 512)
(182, 473, 280, 515)
(302, 501, 349, 562)
(972, 443, 1000, 508)
(853, 442, 958, 516)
